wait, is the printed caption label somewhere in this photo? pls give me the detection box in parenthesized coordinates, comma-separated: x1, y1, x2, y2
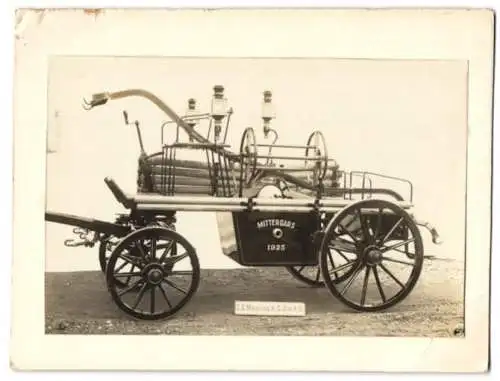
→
(234, 301, 306, 317)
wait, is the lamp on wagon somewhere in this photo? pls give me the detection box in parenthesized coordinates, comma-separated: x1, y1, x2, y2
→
(211, 85, 228, 143)
(185, 98, 198, 142)
(261, 90, 278, 166)
(261, 90, 276, 139)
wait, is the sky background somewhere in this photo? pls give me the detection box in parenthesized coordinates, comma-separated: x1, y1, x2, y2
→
(45, 56, 468, 272)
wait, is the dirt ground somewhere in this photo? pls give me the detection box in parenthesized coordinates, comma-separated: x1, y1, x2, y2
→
(45, 259, 464, 337)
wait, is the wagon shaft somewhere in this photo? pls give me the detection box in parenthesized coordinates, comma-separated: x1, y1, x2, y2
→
(45, 212, 131, 237)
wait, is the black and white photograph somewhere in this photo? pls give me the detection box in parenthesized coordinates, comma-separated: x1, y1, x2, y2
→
(10, 8, 493, 373)
(44, 55, 466, 336)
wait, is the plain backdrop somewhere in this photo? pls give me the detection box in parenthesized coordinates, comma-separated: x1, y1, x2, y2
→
(45, 56, 468, 272)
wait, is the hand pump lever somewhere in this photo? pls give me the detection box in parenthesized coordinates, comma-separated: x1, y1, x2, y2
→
(123, 110, 146, 156)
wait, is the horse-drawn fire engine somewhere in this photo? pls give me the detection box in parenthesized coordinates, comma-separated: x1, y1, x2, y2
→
(45, 85, 441, 320)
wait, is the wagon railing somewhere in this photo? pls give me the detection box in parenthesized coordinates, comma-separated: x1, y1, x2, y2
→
(339, 170, 414, 203)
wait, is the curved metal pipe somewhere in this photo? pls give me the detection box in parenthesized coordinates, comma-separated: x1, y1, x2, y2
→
(83, 89, 240, 160)
(265, 128, 279, 165)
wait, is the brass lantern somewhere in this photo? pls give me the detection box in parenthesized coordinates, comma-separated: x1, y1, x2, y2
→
(261, 90, 275, 137)
(211, 85, 228, 142)
(185, 98, 197, 142)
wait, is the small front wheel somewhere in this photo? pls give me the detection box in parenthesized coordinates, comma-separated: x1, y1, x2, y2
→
(98, 235, 120, 274)
(105, 226, 200, 320)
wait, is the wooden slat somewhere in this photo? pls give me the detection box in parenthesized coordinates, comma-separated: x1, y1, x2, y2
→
(151, 183, 237, 196)
(149, 174, 241, 187)
(147, 156, 220, 169)
(148, 166, 240, 181)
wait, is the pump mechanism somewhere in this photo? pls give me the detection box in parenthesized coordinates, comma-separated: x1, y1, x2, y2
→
(122, 110, 146, 156)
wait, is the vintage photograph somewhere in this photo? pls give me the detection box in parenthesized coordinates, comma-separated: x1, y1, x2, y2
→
(11, 8, 493, 372)
(44, 56, 467, 336)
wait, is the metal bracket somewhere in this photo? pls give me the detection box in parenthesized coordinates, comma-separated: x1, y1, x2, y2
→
(64, 227, 98, 248)
(415, 220, 443, 245)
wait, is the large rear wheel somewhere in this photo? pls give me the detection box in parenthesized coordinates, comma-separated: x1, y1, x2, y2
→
(319, 199, 424, 312)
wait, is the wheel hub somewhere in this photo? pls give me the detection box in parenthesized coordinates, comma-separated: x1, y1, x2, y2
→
(364, 246, 383, 266)
(143, 264, 165, 285)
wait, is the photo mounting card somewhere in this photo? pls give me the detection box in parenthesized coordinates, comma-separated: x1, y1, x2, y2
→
(10, 8, 494, 373)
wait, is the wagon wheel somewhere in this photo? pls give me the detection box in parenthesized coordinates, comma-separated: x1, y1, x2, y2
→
(286, 266, 324, 287)
(99, 235, 120, 272)
(305, 131, 329, 184)
(99, 235, 175, 289)
(286, 260, 358, 287)
(239, 127, 257, 184)
(99, 220, 176, 278)
(106, 226, 200, 320)
(318, 199, 424, 312)
(286, 236, 356, 287)
(286, 214, 358, 287)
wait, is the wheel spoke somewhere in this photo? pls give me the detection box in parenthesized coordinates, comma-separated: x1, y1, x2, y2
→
(315, 268, 321, 282)
(296, 266, 306, 274)
(150, 287, 156, 314)
(360, 267, 371, 306)
(119, 253, 142, 267)
(357, 209, 371, 242)
(114, 271, 142, 278)
(382, 238, 416, 253)
(374, 208, 383, 242)
(163, 252, 189, 266)
(343, 213, 358, 230)
(125, 265, 136, 284)
(329, 260, 357, 276)
(158, 283, 173, 308)
(135, 240, 148, 258)
(379, 263, 405, 288)
(162, 278, 188, 295)
(373, 266, 386, 302)
(114, 260, 130, 272)
(337, 223, 359, 243)
(380, 217, 404, 244)
(327, 251, 336, 271)
(158, 240, 174, 263)
(337, 250, 351, 262)
(391, 247, 416, 256)
(329, 239, 357, 253)
(132, 282, 149, 309)
(340, 265, 363, 296)
(382, 256, 415, 266)
(150, 238, 157, 260)
(117, 278, 143, 297)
